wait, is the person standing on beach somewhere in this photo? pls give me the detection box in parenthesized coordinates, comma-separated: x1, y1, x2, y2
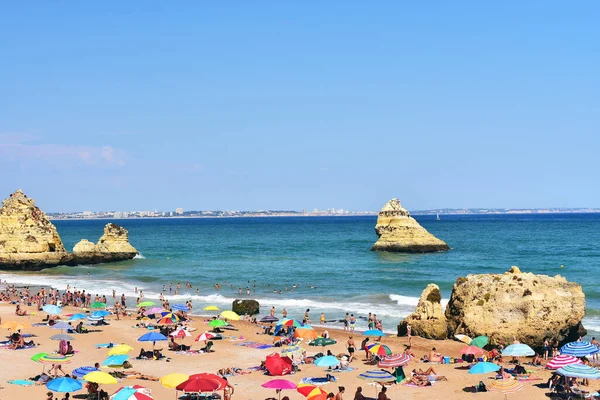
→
(543, 338, 549, 360)
(282, 308, 287, 318)
(349, 314, 356, 332)
(343, 313, 349, 332)
(406, 323, 412, 345)
(347, 336, 356, 362)
(304, 309, 311, 324)
(592, 337, 599, 363)
(270, 307, 275, 317)
(321, 312, 326, 324)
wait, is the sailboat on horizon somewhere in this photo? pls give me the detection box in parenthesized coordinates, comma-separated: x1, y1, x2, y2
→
(436, 212, 440, 221)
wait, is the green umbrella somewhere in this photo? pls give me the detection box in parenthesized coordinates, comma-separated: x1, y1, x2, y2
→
(137, 301, 155, 308)
(470, 336, 489, 349)
(90, 302, 106, 309)
(31, 352, 48, 362)
(208, 319, 227, 327)
(309, 338, 337, 348)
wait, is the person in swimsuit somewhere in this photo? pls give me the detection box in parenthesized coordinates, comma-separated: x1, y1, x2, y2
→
(543, 338, 549, 360)
(349, 314, 356, 332)
(347, 336, 356, 362)
(223, 376, 234, 400)
(304, 309, 311, 324)
(282, 308, 287, 318)
(343, 313, 349, 332)
(407, 323, 412, 345)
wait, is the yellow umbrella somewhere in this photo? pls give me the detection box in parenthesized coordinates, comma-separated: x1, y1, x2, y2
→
(203, 305, 220, 311)
(220, 310, 240, 321)
(83, 371, 118, 384)
(1, 321, 31, 330)
(454, 334, 472, 344)
(107, 344, 134, 356)
(160, 372, 189, 389)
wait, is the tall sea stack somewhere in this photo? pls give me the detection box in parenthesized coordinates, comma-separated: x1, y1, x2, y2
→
(371, 199, 449, 253)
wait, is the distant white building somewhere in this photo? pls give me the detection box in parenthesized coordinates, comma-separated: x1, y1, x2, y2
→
(175, 208, 183, 215)
(169, 211, 174, 217)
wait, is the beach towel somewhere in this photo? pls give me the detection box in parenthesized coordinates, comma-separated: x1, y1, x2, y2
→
(95, 343, 115, 348)
(235, 341, 273, 350)
(301, 376, 336, 385)
(518, 377, 542, 382)
(404, 382, 433, 388)
(175, 350, 204, 355)
(7, 380, 34, 386)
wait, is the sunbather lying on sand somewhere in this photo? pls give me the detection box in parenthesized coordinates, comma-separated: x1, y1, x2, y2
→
(109, 370, 159, 381)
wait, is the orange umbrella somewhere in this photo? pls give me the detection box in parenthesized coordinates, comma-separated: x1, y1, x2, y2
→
(294, 328, 318, 340)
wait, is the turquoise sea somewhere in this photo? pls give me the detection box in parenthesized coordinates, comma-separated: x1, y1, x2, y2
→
(2, 214, 599, 335)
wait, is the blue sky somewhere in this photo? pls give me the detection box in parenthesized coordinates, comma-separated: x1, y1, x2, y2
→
(1, 2, 598, 212)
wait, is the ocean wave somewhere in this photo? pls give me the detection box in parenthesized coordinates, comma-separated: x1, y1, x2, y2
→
(134, 254, 146, 259)
(389, 294, 449, 308)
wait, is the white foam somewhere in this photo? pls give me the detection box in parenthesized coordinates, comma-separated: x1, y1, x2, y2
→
(133, 254, 145, 259)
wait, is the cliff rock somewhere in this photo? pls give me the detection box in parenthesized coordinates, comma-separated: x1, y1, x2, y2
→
(398, 284, 448, 339)
(445, 267, 586, 345)
(232, 299, 260, 316)
(371, 199, 449, 253)
(0, 190, 70, 270)
(72, 223, 138, 264)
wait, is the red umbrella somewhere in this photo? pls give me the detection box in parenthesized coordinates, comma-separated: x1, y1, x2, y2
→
(175, 376, 220, 392)
(265, 353, 293, 376)
(378, 353, 412, 368)
(195, 332, 216, 342)
(460, 346, 485, 355)
(188, 373, 227, 390)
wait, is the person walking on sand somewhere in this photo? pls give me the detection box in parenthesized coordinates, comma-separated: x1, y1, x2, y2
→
(347, 336, 356, 362)
(406, 323, 412, 345)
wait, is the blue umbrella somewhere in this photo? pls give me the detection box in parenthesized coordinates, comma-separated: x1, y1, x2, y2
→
(43, 305, 62, 315)
(52, 322, 72, 330)
(363, 329, 385, 337)
(502, 344, 535, 357)
(557, 364, 600, 379)
(102, 355, 129, 366)
(138, 332, 168, 342)
(87, 315, 104, 322)
(357, 370, 396, 382)
(561, 341, 600, 357)
(91, 310, 111, 318)
(171, 303, 190, 311)
(469, 362, 501, 374)
(72, 366, 98, 379)
(314, 355, 340, 367)
(46, 377, 82, 393)
(68, 313, 87, 321)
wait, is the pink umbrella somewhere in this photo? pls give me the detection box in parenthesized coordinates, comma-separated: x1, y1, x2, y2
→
(460, 345, 486, 355)
(546, 354, 583, 369)
(378, 353, 412, 368)
(261, 379, 297, 400)
(195, 332, 216, 343)
(144, 308, 165, 316)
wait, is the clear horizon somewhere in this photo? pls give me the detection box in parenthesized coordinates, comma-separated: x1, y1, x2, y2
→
(1, 2, 599, 212)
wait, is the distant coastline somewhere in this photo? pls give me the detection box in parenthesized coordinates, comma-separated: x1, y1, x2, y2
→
(47, 208, 600, 220)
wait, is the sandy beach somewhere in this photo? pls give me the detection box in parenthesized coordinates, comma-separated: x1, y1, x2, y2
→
(0, 298, 575, 400)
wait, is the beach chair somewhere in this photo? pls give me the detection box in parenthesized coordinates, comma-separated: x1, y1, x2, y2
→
(201, 341, 214, 353)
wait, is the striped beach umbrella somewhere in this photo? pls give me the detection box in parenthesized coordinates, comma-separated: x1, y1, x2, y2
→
(277, 318, 303, 328)
(50, 333, 75, 341)
(357, 370, 396, 382)
(367, 343, 392, 356)
(561, 341, 600, 357)
(486, 379, 523, 393)
(170, 328, 191, 338)
(51, 322, 72, 330)
(546, 354, 583, 369)
(110, 385, 153, 400)
(72, 366, 99, 379)
(38, 355, 72, 365)
(557, 364, 600, 379)
(92, 310, 111, 318)
(501, 344, 535, 357)
(378, 353, 412, 368)
(87, 315, 104, 322)
(297, 383, 328, 398)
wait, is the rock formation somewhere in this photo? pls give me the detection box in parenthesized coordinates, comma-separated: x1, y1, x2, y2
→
(445, 267, 586, 345)
(398, 284, 448, 339)
(232, 299, 260, 316)
(0, 190, 138, 270)
(371, 199, 449, 252)
(0, 190, 70, 270)
(72, 223, 138, 264)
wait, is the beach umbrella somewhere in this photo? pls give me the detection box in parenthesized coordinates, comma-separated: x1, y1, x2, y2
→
(50, 333, 75, 341)
(281, 345, 305, 358)
(137, 301, 155, 308)
(72, 366, 99, 379)
(92, 310, 111, 318)
(84, 371, 118, 384)
(546, 354, 584, 369)
(277, 318, 302, 328)
(51, 322, 72, 330)
(460, 345, 486, 355)
(314, 355, 340, 368)
(309, 337, 337, 351)
(265, 353, 293, 376)
(68, 313, 87, 321)
(143, 307, 165, 316)
(469, 362, 501, 374)
(31, 352, 48, 362)
(486, 379, 523, 393)
(157, 317, 178, 325)
(297, 383, 328, 398)
(557, 364, 600, 379)
(262, 379, 297, 400)
(2, 321, 31, 331)
(159, 311, 180, 321)
(203, 305, 220, 311)
(455, 334, 472, 344)
(208, 319, 227, 328)
(43, 305, 62, 315)
(470, 336, 488, 348)
(137, 332, 168, 349)
(170, 328, 191, 338)
(502, 344, 535, 357)
(38, 355, 72, 364)
(160, 373, 189, 389)
(108, 344, 134, 356)
(295, 327, 318, 340)
(357, 370, 396, 398)
(367, 343, 392, 356)
(378, 354, 412, 368)
(363, 329, 385, 337)
(47, 377, 82, 393)
(561, 341, 600, 357)
(90, 302, 107, 309)
(88, 315, 104, 322)
(171, 303, 189, 311)
(103, 355, 129, 366)
(110, 385, 153, 400)
(188, 373, 227, 390)
(260, 315, 279, 323)
(195, 332, 215, 342)
(175, 376, 220, 392)
(220, 310, 240, 320)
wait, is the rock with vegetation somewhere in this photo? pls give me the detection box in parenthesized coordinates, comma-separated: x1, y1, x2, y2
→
(398, 284, 448, 339)
(445, 266, 586, 345)
(371, 199, 449, 253)
(232, 299, 260, 316)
